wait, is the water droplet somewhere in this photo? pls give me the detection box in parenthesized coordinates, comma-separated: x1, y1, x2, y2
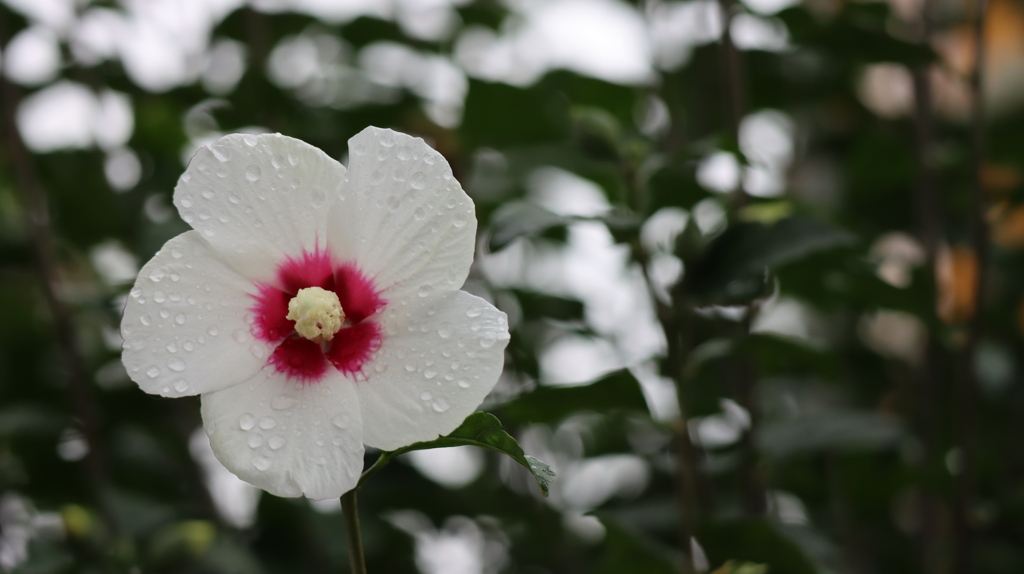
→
(183, 341, 195, 352)
(239, 414, 256, 430)
(252, 456, 271, 471)
(233, 329, 249, 343)
(258, 417, 276, 429)
(180, 194, 194, 208)
(437, 323, 453, 338)
(453, 214, 468, 227)
(268, 436, 285, 450)
(424, 370, 437, 380)
(432, 399, 450, 413)
(379, 132, 395, 147)
(405, 364, 416, 372)
(202, 188, 215, 199)
(152, 291, 166, 304)
(287, 153, 299, 166)
(271, 396, 297, 410)
(420, 391, 432, 401)
(332, 415, 349, 429)
(466, 307, 482, 318)
(173, 379, 189, 393)
(146, 366, 160, 378)
(413, 207, 425, 220)
(245, 165, 262, 181)
(312, 188, 327, 207)
(480, 334, 497, 348)
(332, 437, 345, 446)
(410, 172, 426, 189)
(216, 166, 227, 178)
(457, 379, 470, 389)
(168, 358, 186, 372)
(165, 342, 178, 353)
(140, 314, 152, 326)
(159, 308, 170, 319)
(211, 145, 231, 162)
(374, 362, 388, 373)
(243, 134, 258, 146)
(417, 284, 432, 297)
(175, 314, 186, 325)
(248, 435, 263, 448)
(149, 268, 165, 282)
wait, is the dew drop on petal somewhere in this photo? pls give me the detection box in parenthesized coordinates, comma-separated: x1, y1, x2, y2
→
(140, 314, 152, 326)
(248, 435, 263, 448)
(420, 391, 432, 401)
(239, 413, 256, 430)
(268, 435, 285, 450)
(252, 456, 271, 471)
(424, 370, 438, 380)
(173, 379, 189, 393)
(207, 326, 219, 337)
(183, 341, 195, 352)
(168, 358, 187, 372)
(211, 146, 231, 162)
(258, 416, 276, 430)
(480, 334, 497, 348)
(432, 399, 450, 413)
(153, 291, 166, 303)
(166, 342, 178, 353)
(405, 364, 416, 372)
(413, 207, 425, 220)
(332, 415, 349, 429)
(159, 309, 170, 319)
(457, 379, 470, 389)
(410, 172, 426, 189)
(271, 395, 297, 410)
(466, 306, 482, 318)
(243, 134, 258, 147)
(233, 329, 249, 343)
(437, 323, 453, 338)
(245, 165, 262, 181)
(149, 268, 165, 282)
(379, 132, 395, 147)
(146, 366, 160, 378)
(417, 284, 432, 297)
(287, 153, 299, 166)
(175, 314, 186, 325)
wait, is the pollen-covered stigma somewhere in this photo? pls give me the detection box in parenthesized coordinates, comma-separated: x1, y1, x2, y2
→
(286, 286, 345, 342)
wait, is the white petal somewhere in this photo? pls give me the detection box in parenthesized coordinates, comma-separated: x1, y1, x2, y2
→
(175, 133, 346, 281)
(357, 290, 509, 451)
(201, 367, 364, 499)
(121, 231, 271, 398)
(328, 127, 476, 301)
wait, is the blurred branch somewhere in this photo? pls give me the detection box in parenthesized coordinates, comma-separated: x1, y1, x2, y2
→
(0, 14, 114, 530)
(716, 0, 766, 517)
(955, 0, 990, 569)
(909, 7, 947, 574)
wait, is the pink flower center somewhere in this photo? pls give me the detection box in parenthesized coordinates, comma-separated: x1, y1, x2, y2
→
(249, 248, 384, 383)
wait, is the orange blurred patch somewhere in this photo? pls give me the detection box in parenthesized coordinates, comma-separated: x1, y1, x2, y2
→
(936, 245, 979, 324)
(932, 0, 1024, 116)
(989, 201, 1024, 249)
(981, 163, 1023, 193)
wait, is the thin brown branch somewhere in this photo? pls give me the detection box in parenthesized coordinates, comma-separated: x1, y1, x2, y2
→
(717, 0, 749, 209)
(0, 13, 114, 529)
(954, 0, 989, 570)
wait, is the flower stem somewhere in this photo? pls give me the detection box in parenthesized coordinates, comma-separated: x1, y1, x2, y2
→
(341, 490, 367, 574)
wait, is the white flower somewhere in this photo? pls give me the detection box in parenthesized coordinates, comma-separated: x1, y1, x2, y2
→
(121, 128, 510, 499)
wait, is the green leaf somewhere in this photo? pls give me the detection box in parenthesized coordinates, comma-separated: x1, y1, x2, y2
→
(596, 516, 678, 574)
(511, 289, 585, 321)
(682, 216, 856, 305)
(757, 411, 905, 459)
(501, 369, 649, 425)
(698, 518, 818, 574)
(360, 412, 555, 496)
(488, 202, 575, 252)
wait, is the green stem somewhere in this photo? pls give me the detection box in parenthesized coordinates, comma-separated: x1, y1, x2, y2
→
(341, 490, 367, 574)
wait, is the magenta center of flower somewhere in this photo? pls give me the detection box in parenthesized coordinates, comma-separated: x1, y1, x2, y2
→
(249, 248, 384, 383)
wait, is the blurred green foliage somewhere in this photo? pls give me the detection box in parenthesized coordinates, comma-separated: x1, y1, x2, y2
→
(2, 0, 1024, 573)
